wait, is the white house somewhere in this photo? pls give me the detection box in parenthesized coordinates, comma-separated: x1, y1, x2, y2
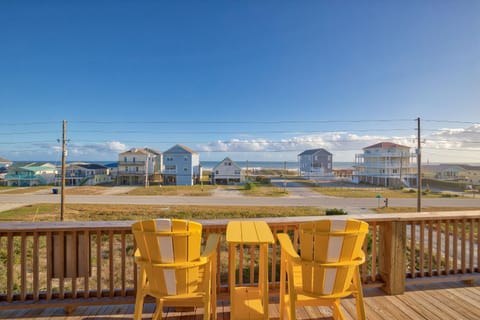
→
(353, 142, 417, 187)
(212, 157, 245, 184)
(163, 145, 200, 186)
(117, 148, 162, 186)
(298, 148, 333, 179)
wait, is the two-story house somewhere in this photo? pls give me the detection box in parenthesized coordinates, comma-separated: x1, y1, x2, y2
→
(163, 145, 200, 186)
(5, 162, 57, 187)
(298, 148, 333, 179)
(211, 157, 244, 184)
(117, 148, 162, 185)
(61, 163, 111, 186)
(353, 142, 417, 187)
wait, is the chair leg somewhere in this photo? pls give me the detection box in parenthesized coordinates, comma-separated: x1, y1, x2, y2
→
(353, 268, 366, 320)
(279, 253, 286, 320)
(288, 300, 296, 320)
(133, 293, 145, 320)
(152, 299, 163, 320)
(204, 303, 211, 320)
(332, 300, 346, 320)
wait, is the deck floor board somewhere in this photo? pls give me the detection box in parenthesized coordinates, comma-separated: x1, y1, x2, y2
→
(1, 282, 479, 320)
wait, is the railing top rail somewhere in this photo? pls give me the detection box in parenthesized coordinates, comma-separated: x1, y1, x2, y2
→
(1, 210, 479, 232)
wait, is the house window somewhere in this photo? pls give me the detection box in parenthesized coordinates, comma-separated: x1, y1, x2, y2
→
(136, 167, 139, 172)
(184, 156, 188, 161)
(184, 167, 188, 172)
(215, 170, 219, 174)
(124, 157, 127, 162)
(234, 170, 241, 174)
(133, 157, 136, 163)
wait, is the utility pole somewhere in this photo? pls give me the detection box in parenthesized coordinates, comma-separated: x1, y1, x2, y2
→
(283, 161, 287, 193)
(60, 120, 67, 221)
(417, 117, 421, 212)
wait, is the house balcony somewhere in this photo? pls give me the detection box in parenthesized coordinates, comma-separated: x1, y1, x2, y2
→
(118, 161, 146, 166)
(0, 211, 479, 318)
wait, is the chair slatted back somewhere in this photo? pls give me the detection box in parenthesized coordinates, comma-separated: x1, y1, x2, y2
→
(297, 219, 368, 296)
(132, 219, 204, 296)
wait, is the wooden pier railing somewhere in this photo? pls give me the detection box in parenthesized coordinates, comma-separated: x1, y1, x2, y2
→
(0, 211, 479, 310)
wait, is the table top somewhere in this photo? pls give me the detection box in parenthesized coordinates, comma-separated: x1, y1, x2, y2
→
(226, 221, 274, 245)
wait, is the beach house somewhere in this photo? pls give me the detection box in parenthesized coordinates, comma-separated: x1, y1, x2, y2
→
(4, 162, 57, 187)
(117, 148, 162, 186)
(353, 142, 417, 187)
(211, 157, 245, 184)
(162, 144, 200, 186)
(0, 157, 12, 170)
(60, 163, 111, 186)
(298, 148, 333, 179)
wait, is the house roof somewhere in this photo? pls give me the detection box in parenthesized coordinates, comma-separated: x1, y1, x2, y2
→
(104, 162, 118, 168)
(144, 147, 162, 155)
(298, 148, 332, 156)
(422, 164, 464, 172)
(19, 166, 57, 172)
(364, 142, 410, 149)
(75, 164, 108, 170)
(120, 148, 148, 155)
(213, 157, 241, 170)
(0, 157, 11, 163)
(440, 164, 480, 171)
(164, 144, 198, 154)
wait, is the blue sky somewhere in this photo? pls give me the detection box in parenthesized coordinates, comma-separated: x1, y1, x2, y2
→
(1, 1, 479, 163)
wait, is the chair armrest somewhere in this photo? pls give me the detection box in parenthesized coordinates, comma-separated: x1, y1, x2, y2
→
(134, 248, 144, 264)
(201, 233, 221, 260)
(277, 233, 300, 259)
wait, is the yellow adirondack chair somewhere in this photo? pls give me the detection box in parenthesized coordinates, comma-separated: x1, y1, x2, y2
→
(278, 219, 369, 320)
(132, 219, 220, 320)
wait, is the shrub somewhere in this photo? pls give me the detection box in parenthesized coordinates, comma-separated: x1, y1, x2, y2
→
(440, 192, 458, 198)
(325, 208, 348, 215)
(255, 176, 271, 184)
(244, 182, 256, 190)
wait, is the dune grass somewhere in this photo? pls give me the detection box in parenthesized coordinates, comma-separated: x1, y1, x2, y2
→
(0, 203, 325, 222)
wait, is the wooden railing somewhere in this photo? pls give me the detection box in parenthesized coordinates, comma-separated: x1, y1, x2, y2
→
(0, 211, 479, 310)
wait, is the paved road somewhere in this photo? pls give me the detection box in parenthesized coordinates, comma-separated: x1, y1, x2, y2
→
(1, 187, 480, 213)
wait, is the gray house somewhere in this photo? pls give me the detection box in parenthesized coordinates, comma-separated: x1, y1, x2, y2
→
(163, 145, 200, 186)
(298, 148, 333, 179)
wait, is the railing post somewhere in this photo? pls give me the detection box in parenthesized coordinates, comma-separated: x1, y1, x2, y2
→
(379, 221, 406, 295)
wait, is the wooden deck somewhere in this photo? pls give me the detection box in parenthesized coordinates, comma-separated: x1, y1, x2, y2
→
(1, 281, 479, 320)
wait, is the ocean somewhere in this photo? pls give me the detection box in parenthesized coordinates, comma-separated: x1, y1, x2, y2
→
(199, 161, 355, 170)
(15, 160, 355, 170)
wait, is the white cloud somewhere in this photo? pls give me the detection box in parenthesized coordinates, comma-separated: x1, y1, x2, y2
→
(197, 125, 480, 162)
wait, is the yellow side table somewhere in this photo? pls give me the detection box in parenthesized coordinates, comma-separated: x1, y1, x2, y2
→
(226, 221, 275, 320)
